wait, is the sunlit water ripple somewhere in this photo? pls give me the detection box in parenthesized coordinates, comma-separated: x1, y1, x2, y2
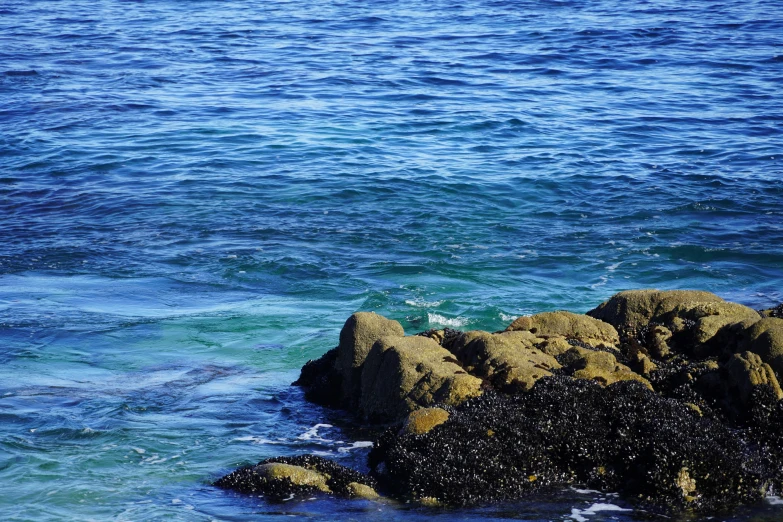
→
(1, 0, 782, 520)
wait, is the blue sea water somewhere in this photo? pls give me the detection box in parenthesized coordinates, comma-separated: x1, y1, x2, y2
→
(1, 0, 783, 519)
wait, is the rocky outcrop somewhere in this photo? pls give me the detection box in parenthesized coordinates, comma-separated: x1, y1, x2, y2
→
(724, 351, 783, 405)
(586, 289, 724, 338)
(226, 290, 783, 515)
(759, 304, 783, 318)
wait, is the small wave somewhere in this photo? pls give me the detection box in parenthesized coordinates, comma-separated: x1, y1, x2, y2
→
(499, 312, 517, 322)
(768, 495, 783, 505)
(427, 313, 470, 328)
(232, 435, 284, 445)
(590, 275, 609, 289)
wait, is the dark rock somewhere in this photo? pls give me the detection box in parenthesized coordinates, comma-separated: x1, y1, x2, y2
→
(369, 376, 773, 514)
(759, 303, 783, 318)
(293, 347, 342, 408)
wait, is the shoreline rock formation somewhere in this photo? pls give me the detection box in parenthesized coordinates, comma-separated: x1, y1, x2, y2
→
(215, 289, 783, 515)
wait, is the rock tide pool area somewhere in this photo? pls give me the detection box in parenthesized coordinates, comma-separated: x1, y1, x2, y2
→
(215, 290, 783, 516)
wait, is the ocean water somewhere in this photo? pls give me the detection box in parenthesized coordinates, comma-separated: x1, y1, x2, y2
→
(1, 0, 782, 520)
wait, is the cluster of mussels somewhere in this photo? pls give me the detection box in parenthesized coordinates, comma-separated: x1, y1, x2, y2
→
(215, 289, 783, 515)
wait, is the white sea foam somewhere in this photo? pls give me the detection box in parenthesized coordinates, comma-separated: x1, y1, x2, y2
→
(569, 502, 631, 521)
(499, 312, 517, 322)
(571, 487, 602, 495)
(337, 441, 373, 453)
(298, 423, 335, 442)
(427, 313, 470, 328)
(767, 495, 783, 505)
(405, 299, 444, 308)
(141, 455, 169, 465)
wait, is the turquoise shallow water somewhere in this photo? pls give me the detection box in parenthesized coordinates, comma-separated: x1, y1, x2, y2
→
(1, 0, 783, 520)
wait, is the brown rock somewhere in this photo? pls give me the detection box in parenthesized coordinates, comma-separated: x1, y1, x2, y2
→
(506, 311, 619, 348)
(451, 330, 561, 391)
(630, 351, 657, 375)
(665, 301, 760, 351)
(335, 312, 405, 406)
(532, 335, 574, 357)
(587, 289, 724, 338)
(647, 325, 672, 359)
(743, 317, 783, 377)
(359, 336, 483, 422)
(559, 347, 652, 389)
(724, 351, 783, 404)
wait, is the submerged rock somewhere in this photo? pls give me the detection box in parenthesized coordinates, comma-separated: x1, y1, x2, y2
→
(243, 289, 783, 515)
(215, 455, 377, 501)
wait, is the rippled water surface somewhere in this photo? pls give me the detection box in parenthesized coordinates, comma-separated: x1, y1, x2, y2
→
(1, 0, 782, 520)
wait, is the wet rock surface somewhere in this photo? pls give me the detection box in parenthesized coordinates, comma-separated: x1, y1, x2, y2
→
(220, 289, 783, 515)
